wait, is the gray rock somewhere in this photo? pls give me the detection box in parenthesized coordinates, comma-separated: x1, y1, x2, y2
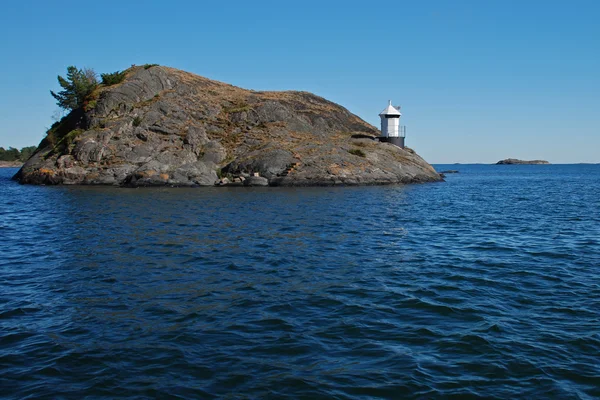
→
(136, 130, 149, 141)
(148, 120, 181, 135)
(56, 155, 75, 169)
(61, 166, 87, 183)
(173, 161, 217, 186)
(201, 141, 227, 164)
(93, 68, 175, 118)
(244, 176, 269, 186)
(184, 125, 209, 155)
(73, 138, 104, 163)
(225, 148, 295, 179)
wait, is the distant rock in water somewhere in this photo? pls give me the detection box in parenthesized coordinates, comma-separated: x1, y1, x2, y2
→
(496, 159, 550, 165)
(14, 65, 441, 187)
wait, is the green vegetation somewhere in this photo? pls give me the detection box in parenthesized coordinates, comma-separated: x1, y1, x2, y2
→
(84, 99, 97, 112)
(225, 105, 252, 113)
(224, 101, 252, 114)
(50, 66, 133, 114)
(58, 129, 83, 148)
(41, 110, 85, 150)
(0, 146, 37, 162)
(46, 129, 84, 158)
(20, 146, 36, 160)
(132, 116, 143, 127)
(51, 66, 98, 111)
(0, 147, 20, 161)
(101, 70, 127, 85)
(143, 63, 159, 69)
(348, 148, 366, 157)
(216, 168, 233, 180)
(44, 64, 132, 150)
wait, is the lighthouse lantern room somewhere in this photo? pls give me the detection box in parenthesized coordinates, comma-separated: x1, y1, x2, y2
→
(378, 100, 406, 148)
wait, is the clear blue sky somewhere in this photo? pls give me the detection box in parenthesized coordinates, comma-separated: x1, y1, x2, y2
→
(1, 0, 598, 163)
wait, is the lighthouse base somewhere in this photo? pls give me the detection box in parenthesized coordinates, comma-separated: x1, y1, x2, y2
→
(378, 136, 405, 148)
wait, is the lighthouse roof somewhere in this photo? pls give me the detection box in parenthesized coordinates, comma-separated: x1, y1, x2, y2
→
(379, 100, 401, 116)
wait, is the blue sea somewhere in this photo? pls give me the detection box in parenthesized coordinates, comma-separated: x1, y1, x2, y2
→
(1, 164, 599, 399)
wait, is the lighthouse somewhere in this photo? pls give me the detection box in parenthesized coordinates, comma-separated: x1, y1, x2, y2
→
(378, 100, 406, 148)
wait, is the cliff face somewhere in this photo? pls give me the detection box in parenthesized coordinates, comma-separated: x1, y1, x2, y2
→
(15, 66, 441, 186)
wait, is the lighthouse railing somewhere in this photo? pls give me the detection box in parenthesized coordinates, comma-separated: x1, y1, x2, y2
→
(399, 126, 406, 138)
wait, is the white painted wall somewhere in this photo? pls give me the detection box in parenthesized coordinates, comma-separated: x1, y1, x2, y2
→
(380, 115, 400, 137)
(386, 117, 400, 137)
(380, 116, 389, 137)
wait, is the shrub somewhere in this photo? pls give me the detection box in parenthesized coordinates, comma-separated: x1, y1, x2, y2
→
(132, 116, 142, 127)
(348, 148, 366, 157)
(83, 99, 97, 112)
(61, 129, 84, 147)
(225, 104, 252, 113)
(46, 129, 84, 158)
(41, 110, 84, 150)
(143, 63, 159, 69)
(101, 70, 127, 85)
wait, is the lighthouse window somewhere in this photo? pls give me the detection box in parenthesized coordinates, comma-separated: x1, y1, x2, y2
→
(385, 115, 400, 119)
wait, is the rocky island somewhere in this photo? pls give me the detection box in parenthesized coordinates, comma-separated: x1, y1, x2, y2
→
(496, 159, 550, 165)
(14, 65, 441, 187)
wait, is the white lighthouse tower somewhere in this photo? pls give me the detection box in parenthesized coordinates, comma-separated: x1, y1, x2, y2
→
(379, 100, 406, 148)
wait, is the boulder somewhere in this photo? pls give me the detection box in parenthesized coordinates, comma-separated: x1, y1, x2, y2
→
(244, 176, 269, 187)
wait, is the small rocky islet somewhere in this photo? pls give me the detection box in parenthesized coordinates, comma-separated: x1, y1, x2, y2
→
(14, 65, 442, 187)
(496, 158, 550, 165)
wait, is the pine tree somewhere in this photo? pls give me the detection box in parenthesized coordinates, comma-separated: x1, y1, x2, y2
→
(50, 66, 98, 110)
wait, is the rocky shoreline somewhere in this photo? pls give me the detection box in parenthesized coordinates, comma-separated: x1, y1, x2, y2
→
(14, 65, 441, 187)
(0, 161, 23, 168)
